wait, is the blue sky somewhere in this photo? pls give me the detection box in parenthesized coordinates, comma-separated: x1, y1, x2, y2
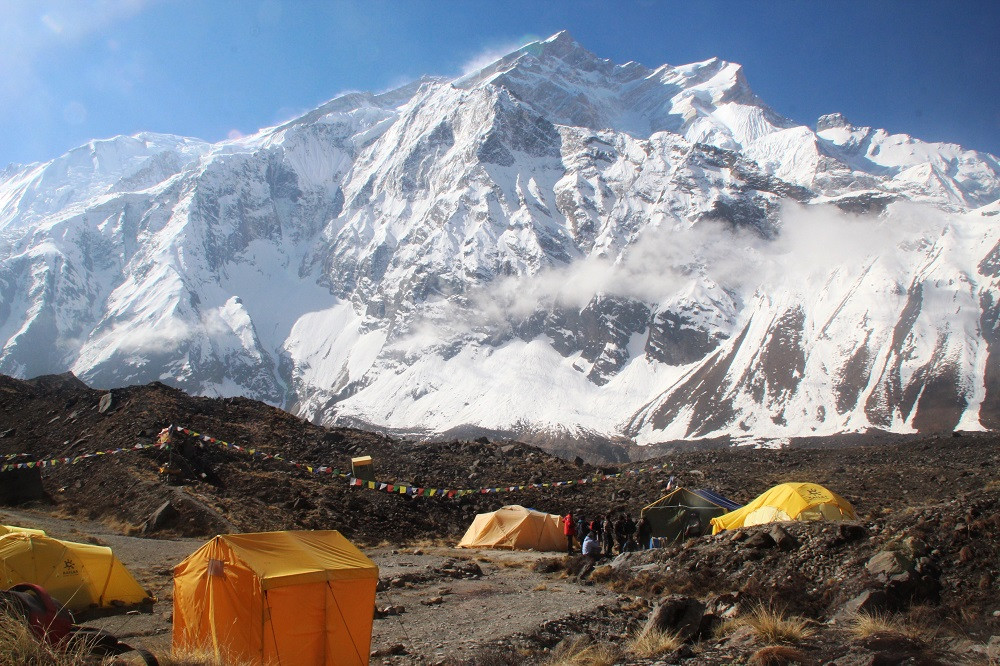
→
(2, 0, 998, 167)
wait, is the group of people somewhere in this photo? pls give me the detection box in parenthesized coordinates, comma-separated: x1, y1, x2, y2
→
(562, 511, 653, 559)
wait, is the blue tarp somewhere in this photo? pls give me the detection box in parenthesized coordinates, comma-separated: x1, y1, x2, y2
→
(692, 488, 742, 511)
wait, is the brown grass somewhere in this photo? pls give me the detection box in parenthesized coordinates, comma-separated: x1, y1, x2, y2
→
(721, 604, 815, 644)
(154, 646, 257, 665)
(849, 611, 932, 644)
(545, 637, 619, 666)
(627, 627, 683, 658)
(749, 645, 813, 665)
(0, 611, 100, 666)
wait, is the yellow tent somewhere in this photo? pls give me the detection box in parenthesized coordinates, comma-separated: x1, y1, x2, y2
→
(0, 533, 151, 612)
(710, 482, 856, 534)
(457, 505, 564, 551)
(173, 530, 378, 666)
(0, 524, 45, 536)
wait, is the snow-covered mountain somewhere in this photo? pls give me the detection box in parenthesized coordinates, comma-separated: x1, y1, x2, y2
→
(2, 31, 999, 447)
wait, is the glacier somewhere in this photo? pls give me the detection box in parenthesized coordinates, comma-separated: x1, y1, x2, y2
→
(1, 31, 999, 448)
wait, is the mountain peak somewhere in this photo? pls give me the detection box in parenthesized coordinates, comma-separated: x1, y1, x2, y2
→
(541, 29, 576, 46)
(816, 112, 853, 131)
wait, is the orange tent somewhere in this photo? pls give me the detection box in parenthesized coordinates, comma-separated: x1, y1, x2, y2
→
(456, 505, 564, 551)
(173, 530, 378, 666)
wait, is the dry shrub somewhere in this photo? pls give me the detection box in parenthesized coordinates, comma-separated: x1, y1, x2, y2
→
(749, 645, 813, 665)
(713, 616, 742, 639)
(730, 604, 814, 644)
(498, 559, 527, 569)
(546, 639, 619, 666)
(156, 646, 257, 665)
(0, 611, 98, 666)
(587, 565, 616, 584)
(849, 611, 932, 644)
(627, 627, 682, 658)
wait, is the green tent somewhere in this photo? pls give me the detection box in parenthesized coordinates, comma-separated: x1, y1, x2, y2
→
(640, 488, 740, 543)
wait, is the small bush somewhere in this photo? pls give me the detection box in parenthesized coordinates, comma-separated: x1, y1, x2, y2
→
(547, 636, 619, 666)
(714, 616, 742, 639)
(728, 604, 814, 644)
(0, 611, 96, 666)
(156, 647, 257, 665)
(749, 645, 812, 665)
(849, 611, 931, 644)
(751, 606, 814, 643)
(627, 627, 682, 658)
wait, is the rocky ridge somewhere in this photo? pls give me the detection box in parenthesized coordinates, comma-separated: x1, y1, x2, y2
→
(0, 373, 998, 663)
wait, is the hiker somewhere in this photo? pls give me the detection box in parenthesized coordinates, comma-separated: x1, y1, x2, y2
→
(582, 530, 602, 559)
(563, 512, 576, 555)
(601, 515, 614, 554)
(622, 513, 637, 546)
(613, 514, 626, 554)
(637, 515, 651, 550)
(575, 515, 587, 542)
(683, 510, 701, 539)
(577, 530, 603, 580)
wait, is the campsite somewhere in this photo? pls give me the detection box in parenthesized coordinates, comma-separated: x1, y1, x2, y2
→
(1, 373, 999, 664)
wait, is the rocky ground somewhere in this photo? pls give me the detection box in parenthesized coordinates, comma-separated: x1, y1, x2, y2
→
(1, 372, 999, 664)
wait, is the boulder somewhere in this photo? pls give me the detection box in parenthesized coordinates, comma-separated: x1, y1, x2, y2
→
(642, 594, 706, 642)
(835, 523, 869, 544)
(144, 501, 180, 533)
(768, 524, 799, 551)
(886, 570, 941, 606)
(900, 536, 928, 557)
(842, 589, 892, 616)
(745, 531, 776, 549)
(865, 550, 913, 579)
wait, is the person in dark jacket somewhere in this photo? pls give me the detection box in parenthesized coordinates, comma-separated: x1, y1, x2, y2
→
(602, 515, 615, 554)
(613, 514, 626, 554)
(637, 516, 651, 550)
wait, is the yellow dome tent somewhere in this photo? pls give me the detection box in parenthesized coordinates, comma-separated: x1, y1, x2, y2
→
(0, 524, 45, 536)
(0, 533, 151, 612)
(173, 530, 378, 666)
(710, 482, 856, 534)
(457, 505, 564, 551)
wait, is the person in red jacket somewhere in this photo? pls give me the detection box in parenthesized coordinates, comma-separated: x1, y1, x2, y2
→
(563, 512, 576, 555)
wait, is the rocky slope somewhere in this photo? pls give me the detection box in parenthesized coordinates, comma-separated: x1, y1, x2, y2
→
(1, 32, 999, 447)
(1, 374, 998, 664)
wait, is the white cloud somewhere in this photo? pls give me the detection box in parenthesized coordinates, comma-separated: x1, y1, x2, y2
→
(115, 316, 191, 354)
(403, 201, 955, 349)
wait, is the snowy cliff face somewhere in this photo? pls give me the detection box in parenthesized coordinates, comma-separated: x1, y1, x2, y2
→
(2, 31, 1000, 446)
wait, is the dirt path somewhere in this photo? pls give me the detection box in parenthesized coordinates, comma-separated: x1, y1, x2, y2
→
(0, 508, 612, 663)
(369, 547, 616, 664)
